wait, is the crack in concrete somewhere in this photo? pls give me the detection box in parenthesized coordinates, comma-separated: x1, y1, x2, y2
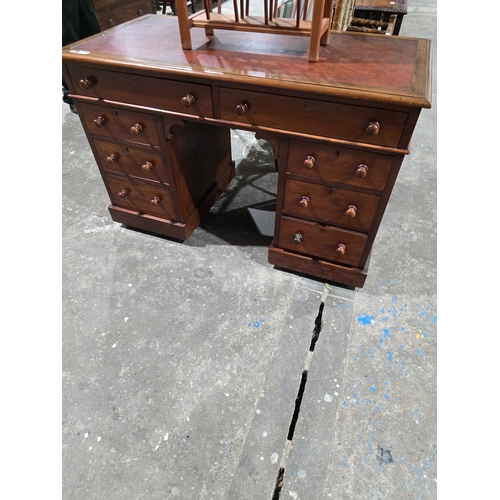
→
(271, 288, 327, 499)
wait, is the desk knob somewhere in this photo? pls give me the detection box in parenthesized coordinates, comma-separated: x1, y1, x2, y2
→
(137, 8, 144, 14)
(298, 196, 310, 209)
(345, 205, 357, 218)
(303, 156, 315, 169)
(182, 94, 195, 107)
(79, 78, 93, 90)
(356, 164, 368, 178)
(130, 123, 143, 135)
(118, 189, 128, 199)
(366, 121, 380, 136)
(293, 233, 304, 245)
(235, 103, 248, 116)
(107, 18, 115, 26)
(150, 196, 161, 207)
(93, 116, 106, 128)
(105, 154, 118, 165)
(336, 244, 346, 256)
(142, 162, 153, 173)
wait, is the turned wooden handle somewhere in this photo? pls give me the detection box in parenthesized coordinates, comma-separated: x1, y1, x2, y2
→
(298, 196, 310, 209)
(118, 189, 128, 199)
(345, 205, 357, 218)
(366, 121, 380, 136)
(336, 243, 346, 256)
(79, 78, 93, 90)
(303, 156, 315, 169)
(293, 233, 304, 245)
(235, 102, 248, 115)
(142, 161, 153, 172)
(105, 154, 118, 165)
(356, 164, 368, 178)
(150, 196, 161, 207)
(182, 94, 195, 107)
(130, 123, 143, 135)
(93, 116, 106, 128)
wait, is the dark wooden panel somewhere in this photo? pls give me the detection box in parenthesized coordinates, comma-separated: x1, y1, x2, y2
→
(162, 119, 233, 221)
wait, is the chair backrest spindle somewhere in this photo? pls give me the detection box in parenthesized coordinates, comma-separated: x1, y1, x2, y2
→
(233, 0, 240, 21)
(302, 0, 309, 20)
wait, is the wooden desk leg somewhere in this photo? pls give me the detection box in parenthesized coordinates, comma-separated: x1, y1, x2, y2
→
(176, 0, 193, 49)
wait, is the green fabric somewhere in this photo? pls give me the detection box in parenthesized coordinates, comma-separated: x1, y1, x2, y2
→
(276, 0, 314, 19)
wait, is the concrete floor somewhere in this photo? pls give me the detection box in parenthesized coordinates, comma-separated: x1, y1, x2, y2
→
(62, 1, 437, 498)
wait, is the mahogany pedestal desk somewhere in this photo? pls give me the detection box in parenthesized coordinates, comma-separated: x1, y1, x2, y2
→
(62, 15, 431, 288)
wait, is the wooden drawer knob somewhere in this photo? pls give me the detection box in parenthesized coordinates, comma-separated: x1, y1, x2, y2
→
(137, 8, 144, 14)
(150, 196, 161, 207)
(366, 121, 380, 136)
(118, 189, 128, 199)
(130, 123, 143, 135)
(303, 156, 315, 169)
(298, 196, 310, 209)
(235, 103, 248, 115)
(105, 154, 118, 165)
(293, 233, 304, 245)
(182, 94, 195, 107)
(336, 243, 346, 256)
(356, 164, 368, 178)
(93, 116, 106, 128)
(79, 78, 93, 90)
(345, 205, 357, 218)
(142, 162, 153, 172)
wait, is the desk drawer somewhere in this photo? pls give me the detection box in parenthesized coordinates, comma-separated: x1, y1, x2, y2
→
(219, 88, 407, 148)
(94, 139, 169, 184)
(279, 216, 367, 267)
(67, 66, 213, 117)
(79, 102, 160, 146)
(105, 174, 176, 220)
(283, 179, 379, 231)
(95, 0, 154, 30)
(286, 139, 394, 192)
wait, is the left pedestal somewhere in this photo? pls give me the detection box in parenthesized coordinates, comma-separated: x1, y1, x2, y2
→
(73, 99, 234, 241)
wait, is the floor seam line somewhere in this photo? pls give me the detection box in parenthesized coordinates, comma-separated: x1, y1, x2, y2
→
(271, 286, 328, 499)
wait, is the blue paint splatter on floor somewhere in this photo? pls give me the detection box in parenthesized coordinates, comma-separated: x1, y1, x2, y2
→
(253, 317, 265, 328)
(358, 314, 375, 325)
(377, 328, 392, 348)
